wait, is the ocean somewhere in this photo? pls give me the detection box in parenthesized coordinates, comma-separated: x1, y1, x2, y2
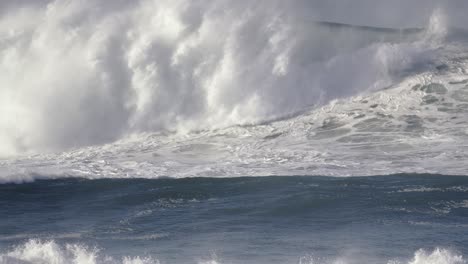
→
(1, 1, 468, 263)
(0, 175, 467, 263)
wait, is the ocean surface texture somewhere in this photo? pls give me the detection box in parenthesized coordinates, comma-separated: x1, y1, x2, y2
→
(1, 1, 468, 263)
(0, 175, 467, 264)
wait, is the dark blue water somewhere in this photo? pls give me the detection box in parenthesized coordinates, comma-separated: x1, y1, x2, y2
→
(0, 175, 467, 263)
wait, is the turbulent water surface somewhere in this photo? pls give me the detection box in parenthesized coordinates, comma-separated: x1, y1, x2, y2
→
(0, 175, 467, 264)
(1, 0, 468, 263)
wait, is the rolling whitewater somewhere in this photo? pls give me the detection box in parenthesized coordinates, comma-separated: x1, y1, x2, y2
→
(0, 1, 468, 263)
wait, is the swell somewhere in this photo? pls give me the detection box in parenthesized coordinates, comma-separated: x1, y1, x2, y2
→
(314, 21, 422, 34)
(1, 175, 467, 263)
(0, 0, 453, 156)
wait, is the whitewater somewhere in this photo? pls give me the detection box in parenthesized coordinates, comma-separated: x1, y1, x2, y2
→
(1, 1, 468, 181)
(0, 241, 465, 264)
(1, 0, 468, 263)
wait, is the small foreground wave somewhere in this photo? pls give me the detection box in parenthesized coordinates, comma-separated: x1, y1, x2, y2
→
(0, 240, 157, 264)
(0, 239, 464, 264)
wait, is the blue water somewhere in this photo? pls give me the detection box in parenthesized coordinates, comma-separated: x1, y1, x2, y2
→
(1, 175, 467, 263)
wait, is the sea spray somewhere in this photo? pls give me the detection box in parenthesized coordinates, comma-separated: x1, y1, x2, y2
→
(0, 240, 465, 264)
(0, 1, 447, 155)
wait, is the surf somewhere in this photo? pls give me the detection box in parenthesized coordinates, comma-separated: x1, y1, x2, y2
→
(0, 240, 465, 264)
(1, 1, 468, 182)
(0, 1, 454, 155)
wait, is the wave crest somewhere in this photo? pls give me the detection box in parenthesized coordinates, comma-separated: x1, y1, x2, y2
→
(0, 0, 451, 156)
(0, 239, 159, 264)
(0, 240, 465, 264)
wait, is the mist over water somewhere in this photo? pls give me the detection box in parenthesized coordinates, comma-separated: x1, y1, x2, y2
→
(0, 0, 467, 180)
(0, 0, 462, 156)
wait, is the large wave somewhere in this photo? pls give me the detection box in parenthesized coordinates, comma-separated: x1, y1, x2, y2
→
(0, 0, 455, 156)
(1, 1, 468, 181)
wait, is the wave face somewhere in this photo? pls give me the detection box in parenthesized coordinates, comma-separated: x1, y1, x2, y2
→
(0, 175, 467, 264)
(1, 1, 468, 180)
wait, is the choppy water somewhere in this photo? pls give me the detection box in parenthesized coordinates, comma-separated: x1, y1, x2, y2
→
(0, 175, 467, 264)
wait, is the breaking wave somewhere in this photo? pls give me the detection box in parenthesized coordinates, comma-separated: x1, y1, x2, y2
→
(0, 240, 464, 264)
(1, 1, 468, 180)
(0, 0, 456, 155)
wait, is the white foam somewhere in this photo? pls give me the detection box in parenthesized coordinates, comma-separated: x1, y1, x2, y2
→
(408, 248, 465, 264)
(1, 240, 464, 264)
(0, 1, 452, 156)
(0, 240, 160, 264)
(1, 3, 468, 181)
(3, 62, 468, 182)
